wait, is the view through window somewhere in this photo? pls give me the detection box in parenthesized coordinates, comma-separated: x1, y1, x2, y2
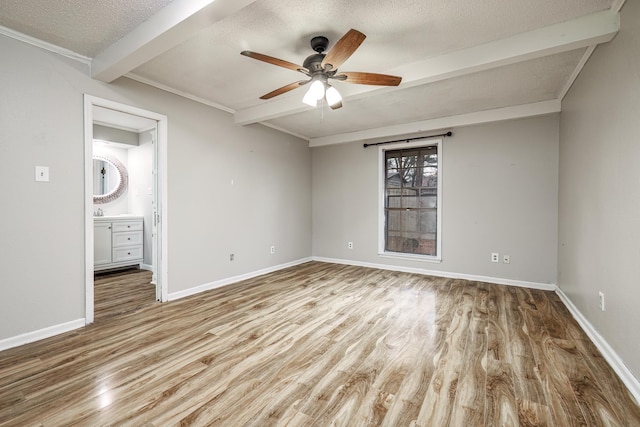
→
(384, 145, 439, 256)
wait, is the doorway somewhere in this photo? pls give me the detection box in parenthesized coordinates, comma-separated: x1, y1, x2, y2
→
(84, 95, 168, 324)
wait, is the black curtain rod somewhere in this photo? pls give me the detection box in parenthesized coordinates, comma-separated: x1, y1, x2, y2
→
(363, 131, 452, 148)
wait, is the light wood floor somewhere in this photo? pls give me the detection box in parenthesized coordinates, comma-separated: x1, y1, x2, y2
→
(94, 268, 156, 322)
(1, 262, 639, 426)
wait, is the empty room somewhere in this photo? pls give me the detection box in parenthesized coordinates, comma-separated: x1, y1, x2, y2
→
(1, 0, 639, 425)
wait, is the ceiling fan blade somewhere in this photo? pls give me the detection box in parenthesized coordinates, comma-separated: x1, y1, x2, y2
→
(321, 29, 366, 71)
(241, 51, 309, 74)
(260, 80, 309, 100)
(334, 71, 402, 86)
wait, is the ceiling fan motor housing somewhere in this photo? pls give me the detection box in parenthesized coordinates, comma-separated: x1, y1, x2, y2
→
(310, 36, 329, 53)
(304, 36, 330, 74)
(303, 53, 326, 73)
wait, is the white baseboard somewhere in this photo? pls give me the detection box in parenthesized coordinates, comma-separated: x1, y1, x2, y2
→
(312, 257, 557, 291)
(0, 318, 85, 352)
(167, 257, 313, 301)
(140, 263, 153, 271)
(556, 288, 640, 405)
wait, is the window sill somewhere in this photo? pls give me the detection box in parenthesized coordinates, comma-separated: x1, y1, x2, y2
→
(378, 251, 442, 263)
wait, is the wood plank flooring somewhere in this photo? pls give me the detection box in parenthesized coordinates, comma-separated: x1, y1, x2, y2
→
(1, 262, 639, 426)
(94, 268, 156, 322)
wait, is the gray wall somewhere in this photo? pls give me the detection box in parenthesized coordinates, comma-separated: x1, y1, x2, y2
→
(0, 34, 311, 340)
(559, 0, 640, 379)
(312, 115, 559, 285)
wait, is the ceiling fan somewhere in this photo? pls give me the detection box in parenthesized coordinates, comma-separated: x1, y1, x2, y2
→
(240, 29, 402, 110)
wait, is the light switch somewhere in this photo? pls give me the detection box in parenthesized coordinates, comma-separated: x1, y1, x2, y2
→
(35, 166, 49, 182)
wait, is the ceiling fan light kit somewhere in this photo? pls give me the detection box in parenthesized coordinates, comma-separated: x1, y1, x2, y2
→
(325, 85, 342, 108)
(241, 29, 402, 110)
(302, 80, 323, 107)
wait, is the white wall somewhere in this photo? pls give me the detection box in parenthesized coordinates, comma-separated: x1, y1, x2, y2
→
(0, 34, 311, 342)
(312, 115, 559, 285)
(129, 130, 154, 266)
(559, 0, 640, 380)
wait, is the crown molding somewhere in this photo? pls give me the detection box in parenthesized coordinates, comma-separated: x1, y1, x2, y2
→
(0, 24, 91, 65)
(125, 72, 235, 114)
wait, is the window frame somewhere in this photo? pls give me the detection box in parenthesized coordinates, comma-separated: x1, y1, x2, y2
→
(378, 138, 443, 262)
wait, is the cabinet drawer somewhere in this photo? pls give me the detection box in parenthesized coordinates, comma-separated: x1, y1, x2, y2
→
(112, 231, 143, 247)
(112, 246, 143, 262)
(112, 221, 143, 233)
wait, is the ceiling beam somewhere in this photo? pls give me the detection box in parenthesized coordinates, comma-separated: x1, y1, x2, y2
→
(92, 0, 258, 82)
(394, 10, 618, 90)
(612, 0, 626, 13)
(558, 45, 597, 101)
(308, 100, 562, 147)
(234, 10, 618, 126)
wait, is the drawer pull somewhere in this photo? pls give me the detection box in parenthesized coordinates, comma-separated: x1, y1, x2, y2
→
(127, 252, 131, 255)
(127, 238, 131, 240)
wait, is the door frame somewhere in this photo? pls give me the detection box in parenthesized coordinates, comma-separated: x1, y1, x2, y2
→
(83, 95, 169, 324)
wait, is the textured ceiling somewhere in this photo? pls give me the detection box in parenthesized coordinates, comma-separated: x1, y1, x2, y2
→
(266, 49, 587, 139)
(0, 0, 174, 57)
(0, 0, 619, 143)
(131, 0, 612, 110)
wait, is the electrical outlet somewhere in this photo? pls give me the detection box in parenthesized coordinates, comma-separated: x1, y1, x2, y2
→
(230, 253, 234, 261)
(598, 291, 605, 311)
(270, 245, 275, 254)
(491, 253, 499, 263)
(347, 241, 353, 249)
(503, 255, 510, 264)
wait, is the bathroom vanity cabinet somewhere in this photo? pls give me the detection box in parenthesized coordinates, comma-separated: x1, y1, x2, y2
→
(94, 216, 144, 272)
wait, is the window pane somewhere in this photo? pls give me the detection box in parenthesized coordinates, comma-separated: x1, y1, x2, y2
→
(383, 143, 439, 257)
(402, 194, 419, 209)
(401, 152, 418, 168)
(423, 153, 437, 166)
(420, 210, 437, 233)
(386, 230, 403, 252)
(400, 234, 421, 253)
(420, 194, 437, 208)
(401, 210, 418, 232)
(386, 210, 401, 231)
(386, 155, 400, 170)
(387, 194, 401, 208)
(386, 170, 402, 187)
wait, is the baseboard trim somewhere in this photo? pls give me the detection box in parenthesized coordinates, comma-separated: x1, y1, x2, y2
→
(0, 318, 85, 352)
(312, 257, 557, 291)
(167, 257, 314, 301)
(140, 263, 153, 271)
(556, 288, 640, 405)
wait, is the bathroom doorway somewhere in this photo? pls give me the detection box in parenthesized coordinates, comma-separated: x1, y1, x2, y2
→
(84, 95, 168, 324)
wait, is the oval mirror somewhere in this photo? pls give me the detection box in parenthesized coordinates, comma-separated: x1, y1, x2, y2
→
(93, 155, 128, 204)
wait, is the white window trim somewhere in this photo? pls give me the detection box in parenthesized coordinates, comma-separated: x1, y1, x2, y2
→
(378, 138, 443, 263)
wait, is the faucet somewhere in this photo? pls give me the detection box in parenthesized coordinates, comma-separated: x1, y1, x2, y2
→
(96, 208, 103, 217)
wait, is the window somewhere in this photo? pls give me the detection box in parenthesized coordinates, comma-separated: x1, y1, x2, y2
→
(379, 140, 441, 260)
